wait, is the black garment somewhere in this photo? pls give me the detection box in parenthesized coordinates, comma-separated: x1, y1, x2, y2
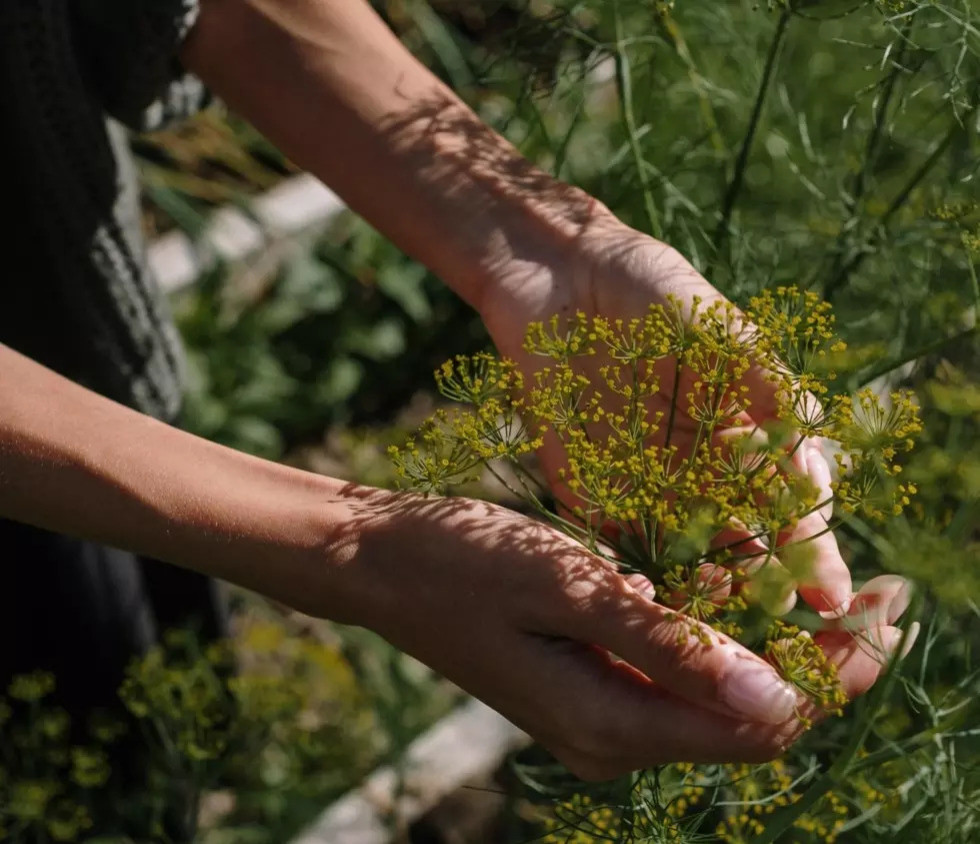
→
(0, 0, 225, 711)
(0, 0, 208, 419)
(0, 519, 226, 711)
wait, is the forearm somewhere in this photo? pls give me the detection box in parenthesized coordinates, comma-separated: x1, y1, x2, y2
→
(0, 344, 363, 620)
(183, 0, 609, 313)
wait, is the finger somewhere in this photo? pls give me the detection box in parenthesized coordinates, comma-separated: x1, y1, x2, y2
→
(713, 428, 846, 613)
(741, 553, 798, 616)
(713, 524, 796, 616)
(531, 618, 920, 780)
(741, 359, 783, 427)
(825, 574, 912, 632)
(510, 636, 798, 779)
(554, 577, 799, 727)
(756, 622, 917, 750)
(803, 440, 834, 521)
(812, 622, 919, 705)
(782, 445, 852, 616)
(709, 431, 849, 615)
(663, 562, 732, 609)
(790, 518, 851, 617)
(625, 573, 656, 600)
(698, 562, 733, 601)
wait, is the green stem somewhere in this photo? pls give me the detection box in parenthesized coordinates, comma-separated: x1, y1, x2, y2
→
(825, 17, 915, 288)
(752, 594, 921, 844)
(662, 359, 684, 459)
(825, 110, 974, 300)
(710, 6, 792, 266)
(966, 246, 980, 312)
(483, 462, 532, 505)
(613, 0, 663, 239)
(850, 323, 978, 389)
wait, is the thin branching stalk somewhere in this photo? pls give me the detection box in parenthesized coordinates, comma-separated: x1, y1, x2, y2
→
(612, 0, 664, 240)
(852, 323, 978, 388)
(710, 6, 793, 267)
(826, 15, 917, 289)
(825, 105, 977, 299)
(654, 10, 725, 156)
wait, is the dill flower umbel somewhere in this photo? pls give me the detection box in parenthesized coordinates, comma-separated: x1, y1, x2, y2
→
(391, 288, 920, 710)
(394, 286, 921, 842)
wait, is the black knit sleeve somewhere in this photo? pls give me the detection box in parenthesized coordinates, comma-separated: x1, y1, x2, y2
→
(70, 0, 210, 131)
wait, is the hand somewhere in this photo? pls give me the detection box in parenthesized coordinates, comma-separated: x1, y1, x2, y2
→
(476, 207, 852, 617)
(324, 486, 909, 781)
(180, 0, 900, 769)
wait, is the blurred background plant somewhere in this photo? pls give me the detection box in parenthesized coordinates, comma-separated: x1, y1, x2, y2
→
(3, 0, 977, 840)
(0, 607, 461, 843)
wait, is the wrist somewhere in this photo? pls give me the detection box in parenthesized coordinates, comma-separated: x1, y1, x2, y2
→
(183, 0, 623, 319)
(127, 440, 386, 628)
(411, 129, 620, 314)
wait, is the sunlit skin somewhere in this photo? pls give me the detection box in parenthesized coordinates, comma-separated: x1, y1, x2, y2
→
(0, 0, 914, 789)
(395, 296, 919, 728)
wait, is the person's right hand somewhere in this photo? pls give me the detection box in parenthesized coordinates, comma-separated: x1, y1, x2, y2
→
(0, 339, 913, 783)
(317, 486, 911, 781)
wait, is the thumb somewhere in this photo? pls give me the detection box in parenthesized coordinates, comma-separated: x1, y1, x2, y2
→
(572, 576, 799, 726)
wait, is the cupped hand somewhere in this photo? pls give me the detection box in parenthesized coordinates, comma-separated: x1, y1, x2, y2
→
(477, 209, 851, 617)
(328, 486, 907, 781)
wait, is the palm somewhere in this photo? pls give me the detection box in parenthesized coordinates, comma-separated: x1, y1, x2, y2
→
(483, 229, 736, 501)
(479, 222, 850, 614)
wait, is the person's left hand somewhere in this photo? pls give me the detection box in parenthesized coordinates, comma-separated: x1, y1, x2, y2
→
(475, 206, 851, 618)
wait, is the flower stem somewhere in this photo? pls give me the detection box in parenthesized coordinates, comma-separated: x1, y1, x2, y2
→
(751, 593, 921, 844)
(613, 0, 663, 240)
(825, 107, 976, 300)
(710, 6, 792, 268)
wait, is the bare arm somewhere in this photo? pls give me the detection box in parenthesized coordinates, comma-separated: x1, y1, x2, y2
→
(0, 0, 901, 779)
(0, 343, 360, 619)
(182, 0, 854, 615)
(1, 341, 866, 776)
(181, 0, 603, 315)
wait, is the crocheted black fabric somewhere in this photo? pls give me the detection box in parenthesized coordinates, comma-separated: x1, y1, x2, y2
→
(0, 0, 208, 420)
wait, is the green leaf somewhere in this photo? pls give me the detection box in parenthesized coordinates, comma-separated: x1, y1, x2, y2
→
(375, 263, 432, 323)
(314, 357, 364, 405)
(342, 318, 407, 361)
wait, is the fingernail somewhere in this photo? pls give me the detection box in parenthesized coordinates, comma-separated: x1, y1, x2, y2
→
(626, 574, 656, 601)
(856, 578, 911, 627)
(901, 622, 921, 658)
(720, 660, 798, 724)
(817, 594, 852, 621)
(887, 581, 912, 625)
(873, 622, 920, 662)
(804, 444, 834, 521)
(834, 576, 911, 629)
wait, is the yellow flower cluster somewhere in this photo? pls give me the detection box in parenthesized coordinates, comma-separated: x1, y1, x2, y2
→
(540, 787, 689, 843)
(539, 754, 890, 844)
(711, 760, 850, 844)
(831, 389, 922, 519)
(765, 621, 848, 725)
(0, 673, 107, 842)
(0, 623, 376, 841)
(388, 353, 541, 494)
(391, 288, 921, 711)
